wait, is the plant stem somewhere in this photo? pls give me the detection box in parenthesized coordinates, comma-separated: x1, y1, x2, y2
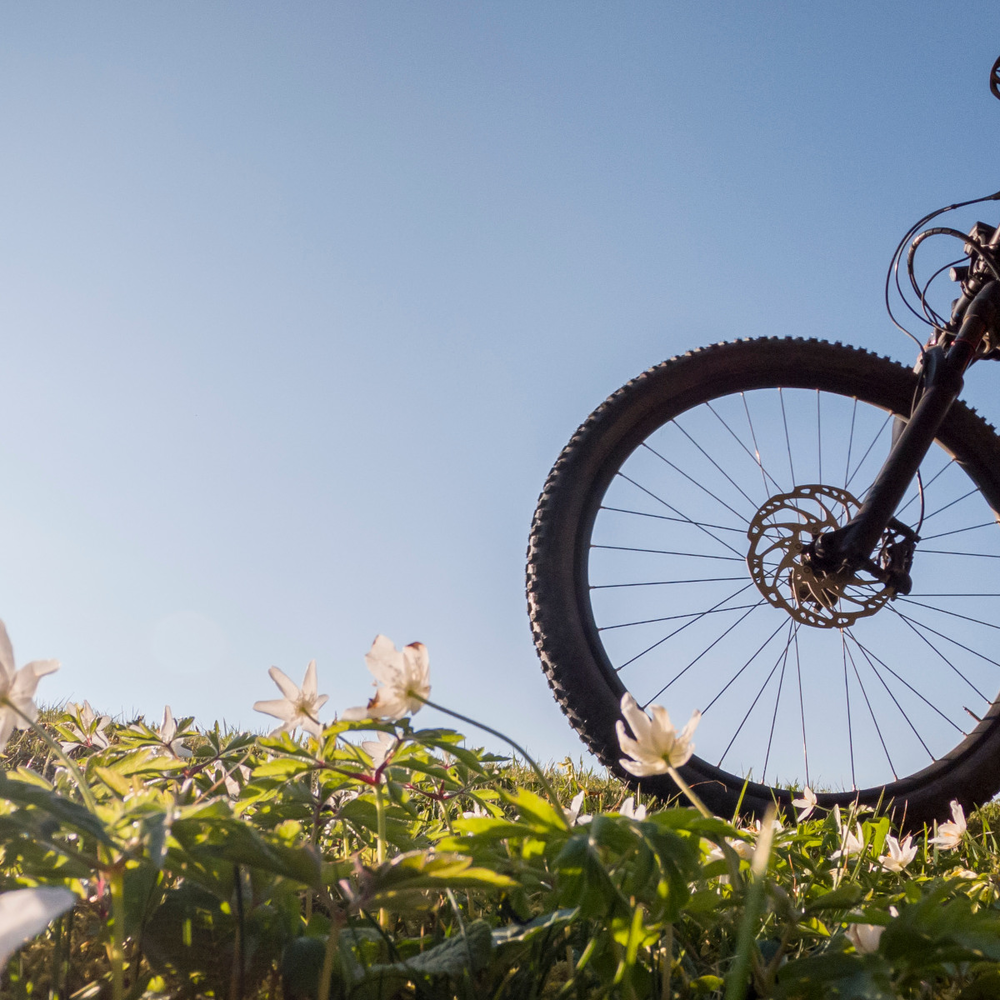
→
(666, 765, 712, 819)
(4, 699, 98, 813)
(660, 924, 673, 1000)
(375, 781, 387, 928)
(109, 864, 126, 1000)
(725, 805, 776, 1000)
(418, 697, 567, 823)
(316, 911, 342, 1000)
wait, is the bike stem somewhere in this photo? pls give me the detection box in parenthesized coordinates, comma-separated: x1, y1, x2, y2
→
(813, 279, 1000, 576)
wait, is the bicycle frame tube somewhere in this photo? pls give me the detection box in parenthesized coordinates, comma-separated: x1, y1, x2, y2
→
(814, 279, 1000, 573)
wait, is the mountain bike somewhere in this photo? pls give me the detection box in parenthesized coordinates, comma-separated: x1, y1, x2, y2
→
(526, 58, 1000, 827)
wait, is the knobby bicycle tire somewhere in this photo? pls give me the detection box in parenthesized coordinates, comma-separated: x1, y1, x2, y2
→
(527, 337, 1000, 827)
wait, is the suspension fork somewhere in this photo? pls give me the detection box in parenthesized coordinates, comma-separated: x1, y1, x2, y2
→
(811, 279, 1000, 578)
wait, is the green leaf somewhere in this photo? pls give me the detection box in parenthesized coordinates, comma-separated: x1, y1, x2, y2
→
(0, 772, 114, 846)
(501, 788, 568, 831)
(171, 817, 321, 888)
(690, 974, 725, 994)
(372, 919, 492, 977)
(803, 882, 863, 913)
(353, 851, 516, 910)
(93, 766, 132, 798)
(491, 907, 579, 946)
(252, 758, 314, 779)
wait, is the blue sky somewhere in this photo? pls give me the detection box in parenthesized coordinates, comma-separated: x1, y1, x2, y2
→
(2, 5, 999, 765)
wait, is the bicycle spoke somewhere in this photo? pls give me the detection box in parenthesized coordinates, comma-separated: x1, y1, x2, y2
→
(779, 388, 796, 485)
(641, 442, 753, 524)
(599, 587, 757, 631)
(591, 544, 744, 561)
(614, 473, 746, 558)
(600, 505, 747, 533)
(816, 389, 823, 484)
(845, 640, 897, 781)
(895, 597, 1000, 632)
(697, 619, 789, 714)
(615, 599, 764, 673)
(843, 632, 856, 789)
(718, 633, 791, 771)
(920, 487, 980, 524)
(896, 458, 955, 517)
(919, 520, 998, 541)
(845, 631, 938, 758)
(592, 577, 747, 589)
(888, 607, 1000, 675)
(795, 629, 810, 789)
(887, 608, 990, 701)
(918, 549, 1000, 559)
(671, 418, 760, 511)
(845, 411, 893, 492)
(761, 620, 795, 783)
(843, 397, 858, 491)
(724, 395, 783, 495)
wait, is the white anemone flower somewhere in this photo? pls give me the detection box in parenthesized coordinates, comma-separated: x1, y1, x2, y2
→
(154, 706, 193, 758)
(878, 833, 917, 872)
(846, 922, 884, 955)
(0, 887, 76, 967)
(254, 660, 329, 739)
(846, 906, 898, 955)
(792, 786, 817, 822)
(616, 693, 700, 777)
(929, 800, 967, 851)
(566, 790, 592, 826)
(60, 701, 111, 752)
(361, 731, 397, 769)
(343, 636, 430, 721)
(0, 620, 59, 753)
(619, 796, 647, 821)
(832, 823, 866, 860)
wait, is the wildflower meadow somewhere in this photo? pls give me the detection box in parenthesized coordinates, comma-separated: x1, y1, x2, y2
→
(0, 620, 999, 999)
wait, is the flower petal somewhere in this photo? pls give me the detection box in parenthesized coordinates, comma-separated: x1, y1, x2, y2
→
(0, 622, 14, 683)
(253, 699, 296, 722)
(268, 667, 300, 701)
(619, 693, 653, 743)
(0, 887, 76, 968)
(302, 660, 318, 697)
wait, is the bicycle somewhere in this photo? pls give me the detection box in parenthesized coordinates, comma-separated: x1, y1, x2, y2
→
(526, 57, 1000, 827)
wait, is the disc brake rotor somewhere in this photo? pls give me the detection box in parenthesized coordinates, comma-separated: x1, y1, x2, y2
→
(746, 484, 893, 629)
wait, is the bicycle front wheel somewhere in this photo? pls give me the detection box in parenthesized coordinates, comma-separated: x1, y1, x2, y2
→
(527, 337, 1000, 825)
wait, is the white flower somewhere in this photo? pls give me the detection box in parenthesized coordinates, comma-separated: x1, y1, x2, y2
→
(792, 786, 817, 822)
(212, 763, 251, 798)
(619, 796, 647, 821)
(929, 800, 967, 851)
(566, 790, 592, 826)
(254, 661, 329, 739)
(462, 802, 489, 819)
(615, 692, 700, 776)
(153, 706, 193, 758)
(0, 621, 59, 753)
(342, 636, 430, 721)
(0, 887, 76, 967)
(878, 833, 917, 872)
(832, 823, 866, 860)
(729, 836, 756, 861)
(361, 731, 397, 769)
(750, 816, 784, 837)
(60, 701, 111, 752)
(846, 906, 898, 955)
(846, 922, 884, 954)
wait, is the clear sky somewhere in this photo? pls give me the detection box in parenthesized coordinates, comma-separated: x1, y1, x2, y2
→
(2, 4, 1000, 766)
